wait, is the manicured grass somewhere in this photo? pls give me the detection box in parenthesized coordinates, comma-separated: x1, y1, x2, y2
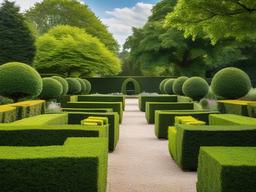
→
(197, 147, 256, 192)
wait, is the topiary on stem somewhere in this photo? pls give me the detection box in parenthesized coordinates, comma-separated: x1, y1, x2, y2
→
(39, 78, 63, 100)
(164, 78, 175, 94)
(159, 79, 168, 94)
(172, 76, 189, 95)
(77, 78, 87, 94)
(83, 79, 91, 94)
(66, 78, 81, 95)
(52, 76, 69, 96)
(0, 62, 42, 101)
(182, 77, 209, 101)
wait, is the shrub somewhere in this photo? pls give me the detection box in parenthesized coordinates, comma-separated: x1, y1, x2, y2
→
(182, 77, 209, 101)
(77, 78, 87, 94)
(164, 79, 175, 94)
(159, 79, 168, 93)
(211, 67, 251, 99)
(66, 78, 81, 95)
(172, 76, 189, 95)
(40, 78, 63, 100)
(121, 78, 141, 95)
(83, 79, 91, 94)
(52, 76, 69, 96)
(0, 62, 42, 101)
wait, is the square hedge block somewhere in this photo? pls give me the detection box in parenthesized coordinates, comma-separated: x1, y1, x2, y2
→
(138, 95, 178, 112)
(68, 112, 119, 151)
(10, 114, 68, 126)
(145, 102, 194, 124)
(197, 147, 256, 192)
(173, 124, 256, 171)
(209, 114, 256, 125)
(0, 105, 17, 123)
(0, 124, 108, 146)
(155, 110, 218, 138)
(64, 102, 123, 123)
(0, 137, 108, 192)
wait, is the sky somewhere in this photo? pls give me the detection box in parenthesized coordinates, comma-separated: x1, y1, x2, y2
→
(0, 0, 159, 47)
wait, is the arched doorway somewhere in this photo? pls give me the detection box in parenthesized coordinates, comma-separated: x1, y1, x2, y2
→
(121, 78, 141, 95)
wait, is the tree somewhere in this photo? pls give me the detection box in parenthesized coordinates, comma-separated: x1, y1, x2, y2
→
(25, 0, 119, 52)
(0, 0, 36, 65)
(34, 25, 121, 77)
(165, 0, 256, 44)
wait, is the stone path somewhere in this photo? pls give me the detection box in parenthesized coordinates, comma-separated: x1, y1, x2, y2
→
(107, 98, 196, 192)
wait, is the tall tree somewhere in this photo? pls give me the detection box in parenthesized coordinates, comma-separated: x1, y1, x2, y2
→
(165, 0, 256, 44)
(0, 0, 36, 65)
(25, 0, 119, 52)
(34, 25, 121, 77)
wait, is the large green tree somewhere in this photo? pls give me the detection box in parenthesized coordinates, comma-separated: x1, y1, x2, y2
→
(25, 0, 119, 52)
(34, 25, 121, 77)
(0, 0, 36, 65)
(165, 0, 256, 44)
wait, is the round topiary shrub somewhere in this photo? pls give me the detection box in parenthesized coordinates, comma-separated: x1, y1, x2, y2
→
(65, 78, 81, 95)
(83, 79, 91, 94)
(0, 62, 42, 101)
(52, 76, 69, 96)
(164, 79, 176, 94)
(121, 78, 141, 95)
(39, 78, 63, 100)
(182, 77, 209, 101)
(77, 78, 87, 94)
(159, 79, 168, 93)
(172, 76, 189, 95)
(211, 67, 251, 99)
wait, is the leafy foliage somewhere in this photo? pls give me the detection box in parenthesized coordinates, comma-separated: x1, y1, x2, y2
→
(0, 0, 35, 65)
(165, 0, 256, 44)
(34, 25, 121, 77)
(25, 0, 118, 52)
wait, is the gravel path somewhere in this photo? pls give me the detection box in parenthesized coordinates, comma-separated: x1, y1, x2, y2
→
(107, 98, 196, 192)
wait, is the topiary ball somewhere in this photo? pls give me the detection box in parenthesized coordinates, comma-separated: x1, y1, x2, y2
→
(211, 67, 251, 99)
(182, 77, 209, 101)
(172, 76, 189, 95)
(83, 79, 91, 94)
(77, 78, 87, 94)
(52, 76, 69, 96)
(159, 79, 168, 94)
(66, 78, 81, 95)
(0, 62, 42, 100)
(164, 78, 175, 94)
(40, 78, 63, 100)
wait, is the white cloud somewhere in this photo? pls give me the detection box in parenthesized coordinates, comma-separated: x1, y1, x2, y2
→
(0, 0, 43, 12)
(102, 2, 154, 47)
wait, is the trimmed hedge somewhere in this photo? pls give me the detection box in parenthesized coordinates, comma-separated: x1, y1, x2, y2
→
(197, 147, 256, 192)
(211, 67, 251, 99)
(164, 79, 175, 94)
(40, 78, 63, 100)
(209, 114, 256, 125)
(145, 102, 194, 124)
(77, 78, 87, 94)
(68, 111, 119, 151)
(155, 110, 219, 139)
(121, 78, 141, 95)
(8, 100, 46, 120)
(52, 76, 69, 96)
(169, 124, 256, 170)
(83, 79, 91, 94)
(64, 102, 123, 123)
(0, 62, 43, 101)
(159, 79, 168, 93)
(172, 76, 188, 95)
(0, 105, 17, 123)
(66, 78, 81, 95)
(63, 108, 113, 113)
(0, 137, 108, 192)
(76, 95, 125, 110)
(138, 95, 177, 112)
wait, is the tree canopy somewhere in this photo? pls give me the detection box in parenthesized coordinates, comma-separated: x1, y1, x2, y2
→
(34, 25, 121, 77)
(25, 0, 119, 52)
(0, 0, 35, 65)
(165, 0, 256, 44)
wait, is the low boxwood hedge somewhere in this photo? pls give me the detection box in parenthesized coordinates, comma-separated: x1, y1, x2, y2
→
(64, 102, 123, 123)
(169, 124, 256, 171)
(0, 105, 17, 123)
(197, 147, 256, 192)
(209, 114, 256, 125)
(138, 95, 178, 112)
(0, 137, 108, 192)
(63, 108, 113, 113)
(155, 110, 219, 139)
(67, 112, 119, 151)
(145, 102, 194, 124)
